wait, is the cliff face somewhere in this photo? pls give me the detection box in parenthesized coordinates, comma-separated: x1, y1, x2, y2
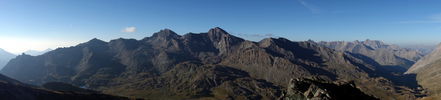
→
(0, 28, 424, 99)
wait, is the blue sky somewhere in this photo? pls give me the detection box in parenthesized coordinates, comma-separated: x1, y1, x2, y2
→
(1, 0, 441, 53)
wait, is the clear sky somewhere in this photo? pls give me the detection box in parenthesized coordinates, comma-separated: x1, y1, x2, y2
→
(1, 0, 441, 54)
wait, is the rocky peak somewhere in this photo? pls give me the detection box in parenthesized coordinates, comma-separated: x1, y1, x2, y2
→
(89, 38, 105, 43)
(80, 38, 107, 46)
(208, 27, 229, 35)
(207, 27, 230, 42)
(16, 53, 32, 57)
(258, 38, 276, 47)
(361, 39, 386, 49)
(151, 29, 180, 39)
(206, 27, 244, 54)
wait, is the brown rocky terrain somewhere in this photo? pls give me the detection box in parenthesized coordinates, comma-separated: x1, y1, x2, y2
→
(0, 27, 424, 99)
(285, 78, 378, 100)
(407, 44, 441, 74)
(405, 44, 441, 99)
(0, 74, 128, 100)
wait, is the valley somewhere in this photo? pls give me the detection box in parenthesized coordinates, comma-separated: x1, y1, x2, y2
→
(0, 27, 435, 100)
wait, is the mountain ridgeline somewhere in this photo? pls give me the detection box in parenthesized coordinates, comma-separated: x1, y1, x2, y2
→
(23, 49, 53, 56)
(319, 40, 424, 70)
(1, 27, 425, 99)
(0, 48, 15, 70)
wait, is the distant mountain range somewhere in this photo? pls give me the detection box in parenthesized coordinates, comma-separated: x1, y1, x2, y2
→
(0, 48, 15, 70)
(398, 44, 436, 55)
(319, 40, 424, 70)
(0, 27, 428, 99)
(23, 48, 53, 56)
(0, 48, 52, 70)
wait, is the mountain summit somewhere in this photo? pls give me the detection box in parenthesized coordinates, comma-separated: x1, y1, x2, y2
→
(151, 29, 180, 39)
(0, 27, 422, 99)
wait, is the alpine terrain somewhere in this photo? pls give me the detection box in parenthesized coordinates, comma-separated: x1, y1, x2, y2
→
(1, 27, 427, 100)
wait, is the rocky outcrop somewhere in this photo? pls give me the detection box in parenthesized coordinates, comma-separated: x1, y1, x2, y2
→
(0, 27, 423, 99)
(285, 78, 378, 100)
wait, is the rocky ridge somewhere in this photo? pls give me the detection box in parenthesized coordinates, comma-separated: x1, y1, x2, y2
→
(1, 27, 424, 99)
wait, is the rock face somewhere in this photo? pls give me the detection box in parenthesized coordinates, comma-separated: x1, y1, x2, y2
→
(0, 74, 128, 100)
(0, 27, 423, 99)
(285, 78, 378, 100)
(319, 40, 424, 70)
(0, 48, 15, 69)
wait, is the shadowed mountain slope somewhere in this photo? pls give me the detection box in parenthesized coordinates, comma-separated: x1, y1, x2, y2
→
(0, 74, 128, 100)
(1, 27, 424, 99)
(319, 40, 424, 70)
(403, 44, 441, 99)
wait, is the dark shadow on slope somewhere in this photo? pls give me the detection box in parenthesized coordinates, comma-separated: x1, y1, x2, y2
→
(393, 55, 416, 69)
(263, 39, 338, 80)
(344, 53, 379, 77)
(347, 52, 420, 89)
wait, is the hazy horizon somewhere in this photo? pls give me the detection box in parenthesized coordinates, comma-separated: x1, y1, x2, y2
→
(1, 0, 441, 53)
(1, 29, 438, 54)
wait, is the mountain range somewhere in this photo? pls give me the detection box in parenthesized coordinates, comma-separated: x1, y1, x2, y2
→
(23, 48, 53, 56)
(319, 40, 424, 70)
(0, 27, 430, 99)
